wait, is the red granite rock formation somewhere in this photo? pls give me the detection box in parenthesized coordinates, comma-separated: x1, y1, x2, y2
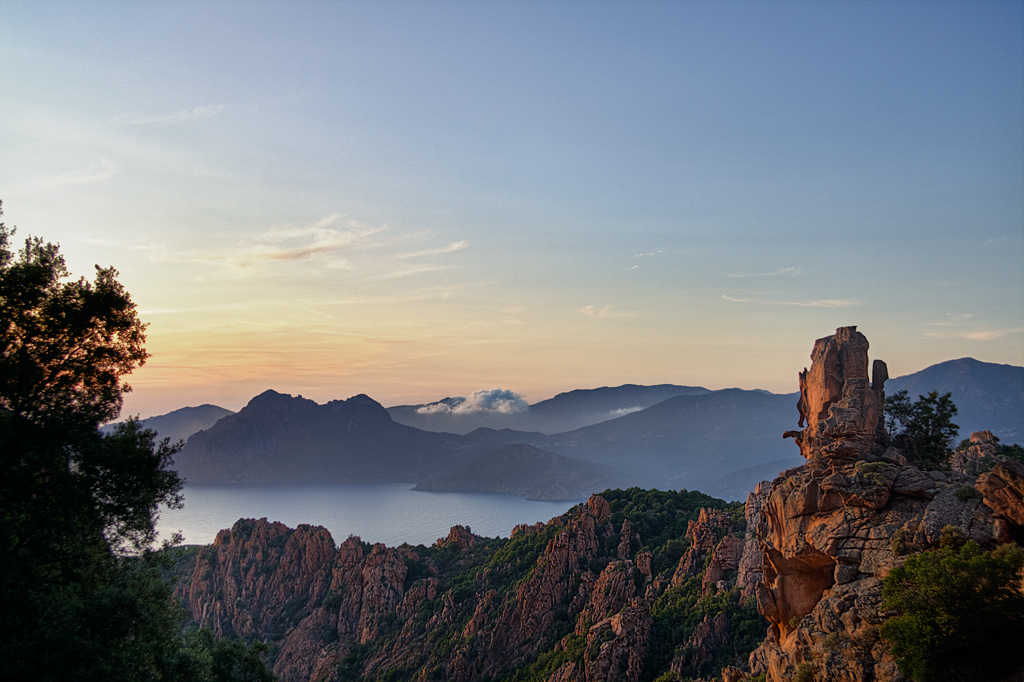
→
(978, 458, 1024, 528)
(786, 326, 888, 463)
(743, 328, 1008, 682)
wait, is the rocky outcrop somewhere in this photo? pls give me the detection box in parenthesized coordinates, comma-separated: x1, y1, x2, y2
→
(673, 508, 732, 583)
(951, 430, 1000, 473)
(671, 612, 730, 678)
(745, 327, 1008, 682)
(786, 327, 887, 463)
(736, 481, 769, 598)
(584, 604, 651, 682)
(978, 458, 1024, 529)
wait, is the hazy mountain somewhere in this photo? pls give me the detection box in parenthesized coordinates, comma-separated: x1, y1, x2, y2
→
(168, 357, 1022, 500)
(531, 389, 804, 499)
(414, 443, 613, 501)
(174, 390, 489, 484)
(103, 404, 234, 443)
(887, 358, 1024, 442)
(388, 383, 710, 434)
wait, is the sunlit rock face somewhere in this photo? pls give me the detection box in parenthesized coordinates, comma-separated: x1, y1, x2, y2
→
(978, 458, 1024, 533)
(749, 327, 1001, 682)
(787, 326, 888, 463)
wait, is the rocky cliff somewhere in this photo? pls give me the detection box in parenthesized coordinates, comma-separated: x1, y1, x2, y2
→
(739, 327, 1024, 682)
(173, 488, 771, 682)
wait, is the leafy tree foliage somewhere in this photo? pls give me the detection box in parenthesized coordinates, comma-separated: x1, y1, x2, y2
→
(998, 442, 1024, 464)
(0, 216, 147, 432)
(883, 389, 914, 437)
(881, 539, 1024, 681)
(0, 205, 275, 681)
(884, 389, 959, 469)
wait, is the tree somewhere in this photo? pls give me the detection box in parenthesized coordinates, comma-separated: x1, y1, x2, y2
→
(884, 390, 959, 469)
(881, 539, 1024, 681)
(1, 209, 147, 433)
(0, 204, 275, 680)
(883, 389, 914, 436)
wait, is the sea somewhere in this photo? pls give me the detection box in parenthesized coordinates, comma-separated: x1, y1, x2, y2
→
(156, 483, 581, 547)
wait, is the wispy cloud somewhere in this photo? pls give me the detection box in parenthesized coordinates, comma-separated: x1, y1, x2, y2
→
(117, 104, 227, 127)
(635, 248, 663, 258)
(725, 267, 802, 278)
(722, 294, 854, 308)
(927, 314, 975, 327)
(580, 304, 637, 318)
(394, 241, 468, 259)
(369, 264, 453, 281)
(922, 314, 1023, 340)
(924, 326, 1024, 341)
(42, 157, 118, 186)
(230, 216, 382, 266)
(152, 214, 384, 268)
(963, 327, 1024, 340)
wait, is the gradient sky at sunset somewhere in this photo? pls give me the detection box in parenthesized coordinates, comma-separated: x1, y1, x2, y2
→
(2, 1, 1022, 419)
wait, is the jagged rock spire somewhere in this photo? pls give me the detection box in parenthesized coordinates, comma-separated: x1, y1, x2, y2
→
(786, 326, 888, 462)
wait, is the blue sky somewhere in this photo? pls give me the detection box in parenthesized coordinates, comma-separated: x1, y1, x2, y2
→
(2, 0, 1022, 418)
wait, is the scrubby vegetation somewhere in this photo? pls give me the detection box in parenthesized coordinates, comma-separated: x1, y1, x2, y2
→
(881, 532, 1024, 682)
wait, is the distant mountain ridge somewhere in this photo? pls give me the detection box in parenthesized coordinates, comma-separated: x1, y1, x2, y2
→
(167, 357, 1022, 500)
(388, 383, 710, 434)
(174, 390, 485, 484)
(413, 444, 612, 501)
(102, 404, 234, 443)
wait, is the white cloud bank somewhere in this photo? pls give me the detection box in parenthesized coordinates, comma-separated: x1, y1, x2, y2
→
(415, 389, 528, 415)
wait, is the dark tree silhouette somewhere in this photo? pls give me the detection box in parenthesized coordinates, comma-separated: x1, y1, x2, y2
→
(0, 203, 275, 681)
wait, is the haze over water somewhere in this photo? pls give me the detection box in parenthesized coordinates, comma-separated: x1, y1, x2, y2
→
(157, 483, 579, 547)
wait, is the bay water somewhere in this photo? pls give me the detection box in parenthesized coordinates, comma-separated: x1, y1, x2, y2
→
(156, 483, 581, 547)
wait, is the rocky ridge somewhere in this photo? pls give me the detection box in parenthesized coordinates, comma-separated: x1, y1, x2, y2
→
(739, 327, 1024, 682)
(173, 488, 770, 682)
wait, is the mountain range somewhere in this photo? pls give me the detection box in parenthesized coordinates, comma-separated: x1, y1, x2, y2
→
(387, 383, 710, 434)
(102, 404, 235, 443)
(412, 443, 612, 500)
(161, 357, 1022, 500)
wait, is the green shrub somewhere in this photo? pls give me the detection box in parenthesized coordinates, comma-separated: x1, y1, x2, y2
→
(954, 485, 982, 503)
(890, 527, 909, 556)
(998, 443, 1024, 464)
(794, 661, 814, 682)
(822, 631, 843, 650)
(855, 461, 890, 485)
(939, 524, 966, 550)
(881, 541, 1024, 681)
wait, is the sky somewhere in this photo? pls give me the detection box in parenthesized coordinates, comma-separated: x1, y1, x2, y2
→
(1, 0, 1022, 419)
